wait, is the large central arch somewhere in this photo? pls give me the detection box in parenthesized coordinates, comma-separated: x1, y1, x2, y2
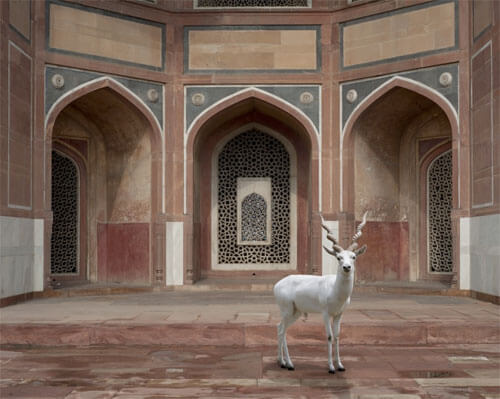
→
(186, 90, 320, 282)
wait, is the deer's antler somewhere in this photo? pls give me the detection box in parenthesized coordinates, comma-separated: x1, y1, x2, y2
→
(320, 216, 344, 254)
(347, 211, 368, 251)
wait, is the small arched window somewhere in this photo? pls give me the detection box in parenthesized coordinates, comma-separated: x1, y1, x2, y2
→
(427, 150, 452, 273)
(241, 193, 267, 242)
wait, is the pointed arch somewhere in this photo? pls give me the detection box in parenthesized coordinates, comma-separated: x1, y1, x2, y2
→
(45, 76, 166, 288)
(45, 77, 162, 152)
(340, 76, 459, 285)
(187, 91, 319, 281)
(341, 76, 460, 213)
(343, 76, 458, 141)
(186, 87, 319, 156)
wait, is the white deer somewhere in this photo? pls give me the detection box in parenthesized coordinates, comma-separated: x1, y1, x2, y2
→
(274, 212, 368, 373)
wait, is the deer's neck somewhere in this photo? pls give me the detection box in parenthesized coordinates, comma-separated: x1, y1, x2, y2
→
(332, 272, 354, 301)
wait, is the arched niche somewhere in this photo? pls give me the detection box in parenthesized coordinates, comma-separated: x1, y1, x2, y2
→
(343, 84, 455, 284)
(189, 95, 316, 281)
(45, 80, 163, 287)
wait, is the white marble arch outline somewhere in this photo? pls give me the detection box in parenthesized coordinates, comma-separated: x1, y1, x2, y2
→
(184, 85, 321, 214)
(339, 75, 460, 212)
(44, 76, 166, 213)
(210, 123, 298, 271)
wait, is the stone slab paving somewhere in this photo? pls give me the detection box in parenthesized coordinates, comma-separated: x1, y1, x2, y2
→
(1, 344, 499, 398)
(1, 291, 499, 347)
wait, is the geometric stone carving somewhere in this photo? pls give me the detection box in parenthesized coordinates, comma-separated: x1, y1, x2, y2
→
(147, 88, 159, 103)
(439, 72, 453, 87)
(241, 193, 267, 242)
(427, 150, 453, 273)
(300, 91, 314, 104)
(195, 0, 310, 7)
(51, 74, 65, 89)
(191, 92, 206, 106)
(51, 151, 78, 275)
(237, 177, 271, 245)
(217, 129, 290, 264)
(346, 89, 358, 103)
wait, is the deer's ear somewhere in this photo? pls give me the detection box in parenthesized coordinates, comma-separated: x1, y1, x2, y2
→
(355, 244, 367, 256)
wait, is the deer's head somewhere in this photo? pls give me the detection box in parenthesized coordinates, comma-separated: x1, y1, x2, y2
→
(321, 212, 368, 276)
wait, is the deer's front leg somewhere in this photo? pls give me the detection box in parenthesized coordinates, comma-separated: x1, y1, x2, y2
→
(333, 315, 345, 371)
(323, 312, 335, 374)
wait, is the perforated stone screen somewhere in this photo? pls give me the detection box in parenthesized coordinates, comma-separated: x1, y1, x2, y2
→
(241, 193, 268, 242)
(427, 151, 453, 273)
(51, 151, 79, 274)
(195, 0, 310, 7)
(217, 129, 290, 264)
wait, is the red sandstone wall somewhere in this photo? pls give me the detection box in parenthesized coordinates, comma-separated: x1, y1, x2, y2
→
(470, 0, 500, 217)
(1, 0, 493, 293)
(97, 223, 150, 284)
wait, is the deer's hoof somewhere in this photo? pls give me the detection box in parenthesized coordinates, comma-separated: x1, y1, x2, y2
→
(328, 369, 336, 374)
(287, 366, 295, 371)
(280, 363, 286, 369)
(337, 366, 346, 372)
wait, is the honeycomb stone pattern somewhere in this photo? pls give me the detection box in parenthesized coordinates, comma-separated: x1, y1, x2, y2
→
(428, 151, 453, 273)
(51, 151, 78, 274)
(241, 193, 267, 242)
(218, 129, 290, 264)
(196, 0, 309, 7)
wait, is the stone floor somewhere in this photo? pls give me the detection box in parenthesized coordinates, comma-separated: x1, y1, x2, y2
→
(0, 290, 499, 397)
(1, 343, 499, 398)
(1, 291, 498, 346)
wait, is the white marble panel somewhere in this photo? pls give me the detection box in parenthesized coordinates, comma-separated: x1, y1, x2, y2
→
(33, 219, 44, 292)
(321, 220, 339, 276)
(0, 216, 44, 298)
(469, 213, 500, 297)
(166, 222, 184, 286)
(459, 217, 471, 290)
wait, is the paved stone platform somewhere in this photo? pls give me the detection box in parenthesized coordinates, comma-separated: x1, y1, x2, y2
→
(1, 343, 499, 398)
(1, 291, 499, 346)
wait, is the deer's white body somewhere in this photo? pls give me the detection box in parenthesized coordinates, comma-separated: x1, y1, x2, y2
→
(274, 213, 368, 374)
(274, 273, 353, 317)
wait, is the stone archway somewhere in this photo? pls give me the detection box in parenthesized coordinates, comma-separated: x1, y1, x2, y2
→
(342, 81, 456, 284)
(46, 79, 163, 287)
(189, 95, 316, 281)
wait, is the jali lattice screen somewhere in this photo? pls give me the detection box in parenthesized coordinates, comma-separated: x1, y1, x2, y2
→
(427, 150, 453, 273)
(217, 129, 290, 264)
(51, 150, 79, 274)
